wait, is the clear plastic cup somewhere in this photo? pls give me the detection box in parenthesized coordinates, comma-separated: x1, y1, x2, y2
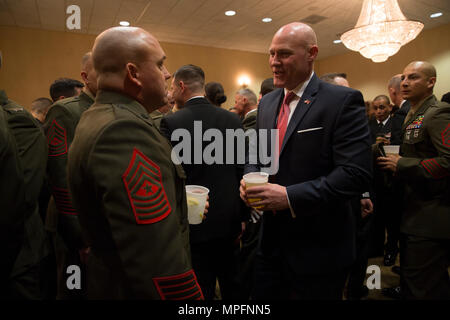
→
(185, 185, 209, 225)
(384, 145, 400, 155)
(243, 172, 269, 209)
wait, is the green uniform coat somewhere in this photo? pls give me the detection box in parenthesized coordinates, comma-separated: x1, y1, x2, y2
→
(397, 95, 450, 239)
(67, 91, 202, 299)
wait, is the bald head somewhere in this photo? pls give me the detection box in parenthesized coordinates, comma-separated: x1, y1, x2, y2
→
(405, 61, 436, 78)
(93, 27, 159, 76)
(92, 26, 170, 112)
(274, 23, 317, 47)
(270, 22, 319, 90)
(80, 52, 97, 96)
(401, 61, 437, 107)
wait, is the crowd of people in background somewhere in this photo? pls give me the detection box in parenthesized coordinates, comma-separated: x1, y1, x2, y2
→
(0, 21, 449, 301)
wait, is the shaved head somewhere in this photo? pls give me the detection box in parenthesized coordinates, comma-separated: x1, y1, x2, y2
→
(92, 27, 170, 111)
(269, 22, 319, 90)
(80, 51, 97, 96)
(401, 61, 437, 107)
(405, 61, 436, 78)
(93, 27, 160, 75)
(274, 22, 318, 48)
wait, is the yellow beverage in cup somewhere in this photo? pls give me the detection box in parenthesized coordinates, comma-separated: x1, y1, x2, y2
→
(243, 172, 269, 209)
(383, 145, 400, 156)
(185, 185, 209, 224)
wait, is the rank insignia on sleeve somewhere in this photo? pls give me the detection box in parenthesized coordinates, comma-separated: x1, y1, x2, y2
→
(47, 119, 68, 156)
(153, 269, 204, 300)
(52, 186, 77, 215)
(122, 148, 171, 225)
(442, 123, 450, 148)
(421, 158, 449, 179)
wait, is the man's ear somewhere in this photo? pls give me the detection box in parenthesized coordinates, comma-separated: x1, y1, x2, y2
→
(308, 45, 319, 61)
(427, 76, 436, 89)
(126, 63, 141, 87)
(80, 71, 88, 83)
(178, 80, 185, 92)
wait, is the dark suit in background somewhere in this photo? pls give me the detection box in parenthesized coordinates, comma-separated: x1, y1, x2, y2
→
(160, 97, 245, 300)
(248, 74, 372, 299)
(390, 100, 411, 146)
(368, 116, 393, 145)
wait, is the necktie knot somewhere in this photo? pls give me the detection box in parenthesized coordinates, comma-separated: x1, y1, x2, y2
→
(284, 91, 296, 106)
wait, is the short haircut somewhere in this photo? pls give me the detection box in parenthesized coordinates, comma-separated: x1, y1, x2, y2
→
(260, 78, 274, 96)
(319, 72, 347, 84)
(49, 78, 84, 102)
(441, 92, 450, 104)
(173, 64, 205, 93)
(373, 94, 390, 105)
(205, 81, 227, 106)
(388, 75, 402, 90)
(236, 88, 257, 105)
(81, 52, 92, 68)
(31, 97, 53, 114)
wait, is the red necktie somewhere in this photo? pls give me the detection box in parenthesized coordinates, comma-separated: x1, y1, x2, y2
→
(277, 91, 296, 153)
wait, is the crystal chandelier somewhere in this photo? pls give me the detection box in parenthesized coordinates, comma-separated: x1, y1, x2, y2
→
(341, 0, 424, 63)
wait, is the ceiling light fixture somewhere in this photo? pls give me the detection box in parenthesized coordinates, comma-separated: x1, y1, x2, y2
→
(341, 0, 423, 63)
(225, 11, 236, 16)
(119, 21, 130, 26)
(262, 18, 272, 23)
(430, 12, 443, 18)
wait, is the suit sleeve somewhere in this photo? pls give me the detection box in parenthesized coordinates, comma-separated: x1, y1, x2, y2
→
(286, 91, 373, 211)
(45, 105, 85, 250)
(87, 120, 202, 299)
(159, 117, 171, 142)
(397, 105, 450, 180)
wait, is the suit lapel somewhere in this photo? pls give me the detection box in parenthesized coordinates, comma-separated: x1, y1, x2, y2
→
(280, 74, 319, 155)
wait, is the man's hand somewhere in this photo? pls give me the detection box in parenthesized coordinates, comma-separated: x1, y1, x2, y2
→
(377, 154, 401, 173)
(244, 183, 289, 211)
(376, 136, 390, 145)
(360, 199, 374, 219)
(203, 195, 209, 220)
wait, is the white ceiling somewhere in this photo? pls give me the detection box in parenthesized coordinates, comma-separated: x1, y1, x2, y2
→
(1, 0, 449, 59)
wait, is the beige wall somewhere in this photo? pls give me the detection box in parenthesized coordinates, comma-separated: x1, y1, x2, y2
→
(1, 23, 449, 109)
(315, 23, 450, 102)
(0, 26, 272, 109)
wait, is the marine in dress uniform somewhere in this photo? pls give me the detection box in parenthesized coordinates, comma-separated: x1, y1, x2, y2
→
(378, 61, 450, 299)
(67, 27, 203, 299)
(44, 90, 94, 299)
(1, 90, 48, 299)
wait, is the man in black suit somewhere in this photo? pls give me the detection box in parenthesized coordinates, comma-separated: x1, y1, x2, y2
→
(160, 65, 244, 300)
(368, 95, 393, 145)
(388, 75, 411, 146)
(234, 88, 258, 131)
(239, 22, 372, 300)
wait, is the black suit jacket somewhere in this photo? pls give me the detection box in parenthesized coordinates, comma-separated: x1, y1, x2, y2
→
(160, 97, 244, 244)
(368, 117, 393, 144)
(246, 74, 372, 275)
(390, 100, 411, 145)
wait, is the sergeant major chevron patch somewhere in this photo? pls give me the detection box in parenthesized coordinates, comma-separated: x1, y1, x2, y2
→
(442, 123, 450, 148)
(122, 148, 171, 224)
(153, 269, 204, 300)
(47, 119, 68, 156)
